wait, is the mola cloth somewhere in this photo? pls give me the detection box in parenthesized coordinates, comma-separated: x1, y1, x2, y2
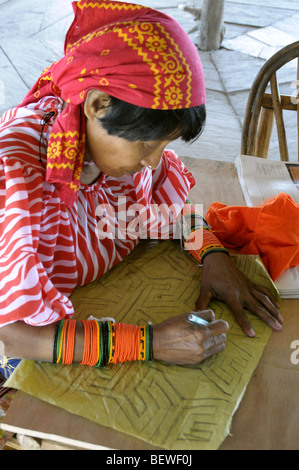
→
(205, 192, 299, 281)
(19, 0, 206, 208)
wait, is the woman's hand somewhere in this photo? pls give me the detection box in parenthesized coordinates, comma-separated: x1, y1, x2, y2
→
(152, 310, 229, 365)
(196, 252, 283, 337)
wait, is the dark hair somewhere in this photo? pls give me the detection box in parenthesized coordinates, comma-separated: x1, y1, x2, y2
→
(97, 96, 206, 143)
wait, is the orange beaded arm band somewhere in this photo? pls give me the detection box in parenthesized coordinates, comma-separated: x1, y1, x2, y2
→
(53, 319, 153, 367)
(182, 199, 229, 264)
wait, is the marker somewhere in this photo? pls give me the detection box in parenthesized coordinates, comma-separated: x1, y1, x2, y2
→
(188, 313, 210, 327)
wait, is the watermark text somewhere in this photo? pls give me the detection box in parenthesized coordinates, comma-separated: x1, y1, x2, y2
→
(95, 198, 204, 250)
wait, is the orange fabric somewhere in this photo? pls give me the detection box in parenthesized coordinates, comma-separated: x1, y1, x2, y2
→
(205, 192, 299, 281)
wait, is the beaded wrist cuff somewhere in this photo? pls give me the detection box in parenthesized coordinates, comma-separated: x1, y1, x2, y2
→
(53, 319, 153, 367)
(184, 226, 229, 264)
(181, 200, 229, 264)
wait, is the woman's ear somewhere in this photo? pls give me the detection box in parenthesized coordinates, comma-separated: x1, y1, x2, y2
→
(84, 89, 111, 120)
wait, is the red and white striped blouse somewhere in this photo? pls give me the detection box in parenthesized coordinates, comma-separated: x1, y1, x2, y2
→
(0, 96, 222, 327)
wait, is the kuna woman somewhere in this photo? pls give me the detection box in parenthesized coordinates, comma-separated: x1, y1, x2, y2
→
(0, 1, 282, 377)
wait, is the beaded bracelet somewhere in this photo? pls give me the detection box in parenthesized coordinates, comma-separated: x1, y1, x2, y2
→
(53, 319, 153, 367)
(185, 226, 230, 264)
(181, 199, 230, 264)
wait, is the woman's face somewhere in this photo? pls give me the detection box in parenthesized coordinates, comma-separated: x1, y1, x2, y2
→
(85, 116, 172, 178)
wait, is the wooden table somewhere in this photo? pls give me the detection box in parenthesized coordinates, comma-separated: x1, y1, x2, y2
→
(2, 157, 299, 450)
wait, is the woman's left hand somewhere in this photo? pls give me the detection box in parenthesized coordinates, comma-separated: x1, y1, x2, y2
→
(195, 252, 283, 337)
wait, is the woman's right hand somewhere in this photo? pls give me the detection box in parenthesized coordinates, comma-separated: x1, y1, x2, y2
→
(152, 310, 229, 366)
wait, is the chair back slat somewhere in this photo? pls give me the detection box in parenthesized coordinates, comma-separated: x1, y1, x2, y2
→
(241, 41, 299, 161)
(270, 73, 289, 161)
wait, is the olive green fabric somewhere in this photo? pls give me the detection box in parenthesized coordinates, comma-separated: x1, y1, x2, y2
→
(6, 241, 278, 450)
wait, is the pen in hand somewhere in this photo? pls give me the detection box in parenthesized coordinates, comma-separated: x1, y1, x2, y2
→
(188, 313, 210, 327)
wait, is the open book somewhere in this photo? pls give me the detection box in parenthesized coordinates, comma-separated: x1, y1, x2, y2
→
(235, 154, 299, 298)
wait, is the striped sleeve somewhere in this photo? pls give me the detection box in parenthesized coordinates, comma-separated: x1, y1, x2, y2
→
(0, 160, 74, 327)
(150, 151, 229, 262)
(151, 150, 196, 208)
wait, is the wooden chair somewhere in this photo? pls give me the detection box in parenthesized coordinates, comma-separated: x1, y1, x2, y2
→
(241, 41, 299, 161)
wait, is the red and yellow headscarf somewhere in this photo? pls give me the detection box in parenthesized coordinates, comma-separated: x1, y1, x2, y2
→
(20, 0, 206, 207)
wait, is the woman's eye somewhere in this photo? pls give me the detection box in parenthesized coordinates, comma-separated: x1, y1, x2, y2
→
(144, 143, 157, 150)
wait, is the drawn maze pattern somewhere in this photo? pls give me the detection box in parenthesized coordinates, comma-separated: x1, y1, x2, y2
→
(11, 241, 277, 449)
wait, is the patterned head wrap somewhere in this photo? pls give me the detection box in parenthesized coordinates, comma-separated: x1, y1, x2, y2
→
(20, 0, 206, 207)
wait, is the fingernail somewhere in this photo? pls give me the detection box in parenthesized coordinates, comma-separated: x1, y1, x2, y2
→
(248, 328, 255, 338)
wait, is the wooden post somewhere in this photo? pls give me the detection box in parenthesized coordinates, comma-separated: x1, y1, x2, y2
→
(198, 0, 225, 51)
(297, 57, 299, 161)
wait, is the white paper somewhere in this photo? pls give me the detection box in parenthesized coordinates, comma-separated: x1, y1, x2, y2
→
(275, 266, 299, 299)
(235, 155, 299, 207)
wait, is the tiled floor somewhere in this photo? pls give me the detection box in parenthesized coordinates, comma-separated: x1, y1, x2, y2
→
(0, 0, 298, 162)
